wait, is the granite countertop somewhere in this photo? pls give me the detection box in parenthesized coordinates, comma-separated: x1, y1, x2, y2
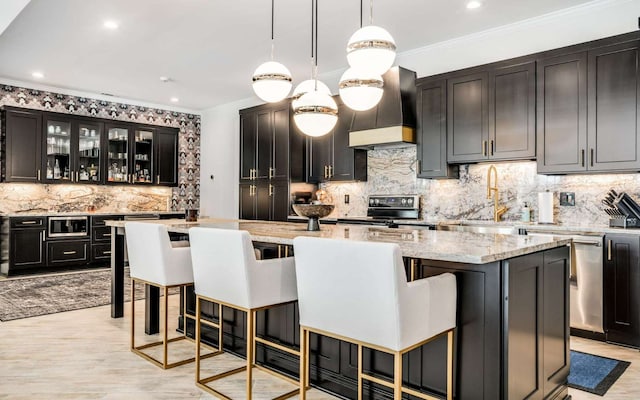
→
(106, 218, 571, 264)
(0, 210, 184, 217)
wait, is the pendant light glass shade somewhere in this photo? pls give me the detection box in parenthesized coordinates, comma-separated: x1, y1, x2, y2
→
(291, 79, 331, 110)
(339, 67, 384, 111)
(293, 86, 338, 137)
(252, 61, 293, 103)
(346, 25, 396, 76)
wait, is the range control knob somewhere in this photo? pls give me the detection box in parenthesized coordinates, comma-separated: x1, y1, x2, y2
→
(401, 198, 407, 205)
(407, 198, 414, 205)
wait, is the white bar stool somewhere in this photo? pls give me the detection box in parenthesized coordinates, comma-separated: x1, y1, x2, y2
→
(293, 237, 457, 400)
(124, 222, 195, 369)
(189, 227, 299, 400)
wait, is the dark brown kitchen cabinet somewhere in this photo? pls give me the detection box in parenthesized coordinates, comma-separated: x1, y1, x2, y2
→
(447, 72, 489, 163)
(239, 100, 290, 182)
(239, 181, 289, 222)
(587, 40, 640, 171)
(536, 52, 589, 173)
(42, 113, 104, 184)
(3, 107, 42, 182)
(306, 97, 366, 183)
(538, 36, 640, 174)
(47, 239, 90, 265)
(447, 61, 536, 164)
(604, 234, 640, 348)
(7, 216, 46, 271)
(154, 127, 178, 186)
(416, 78, 458, 179)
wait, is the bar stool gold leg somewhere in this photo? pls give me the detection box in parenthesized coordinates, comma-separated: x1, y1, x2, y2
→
(163, 286, 169, 368)
(393, 351, 402, 400)
(130, 279, 135, 351)
(246, 309, 254, 400)
(196, 296, 201, 382)
(357, 344, 363, 400)
(447, 329, 454, 400)
(299, 327, 307, 400)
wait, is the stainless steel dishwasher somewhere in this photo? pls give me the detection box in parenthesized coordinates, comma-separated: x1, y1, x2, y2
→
(526, 230, 604, 333)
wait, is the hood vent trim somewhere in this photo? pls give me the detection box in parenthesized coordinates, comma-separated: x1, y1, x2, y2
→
(349, 126, 416, 149)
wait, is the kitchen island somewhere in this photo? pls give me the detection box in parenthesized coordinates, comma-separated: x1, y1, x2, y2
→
(107, 219, 571, 400)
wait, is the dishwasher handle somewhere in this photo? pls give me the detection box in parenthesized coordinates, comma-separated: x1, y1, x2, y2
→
(572, 240, 602, 247)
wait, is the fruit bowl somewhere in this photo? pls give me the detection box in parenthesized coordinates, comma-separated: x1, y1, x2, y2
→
(292, 204, 335, 231)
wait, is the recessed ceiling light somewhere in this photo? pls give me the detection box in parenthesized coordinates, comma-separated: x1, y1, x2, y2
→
(103, 20, 119, 30)
(160, 76, 172, 83)
(466, 1, 482, 9)
(32, 71, 44, 79)
(170, 97, 179, 103)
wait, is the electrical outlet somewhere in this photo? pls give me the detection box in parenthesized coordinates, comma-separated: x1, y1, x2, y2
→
(344, 194, 350, 204)
(559, 192, 575, 206)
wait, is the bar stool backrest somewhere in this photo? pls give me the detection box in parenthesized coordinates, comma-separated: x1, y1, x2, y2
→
(124, 222, 193, 286)
(189, 227, 298, 309)
(293, 236, 456, 351)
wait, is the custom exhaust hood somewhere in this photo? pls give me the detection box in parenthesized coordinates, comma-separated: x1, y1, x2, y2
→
(348, 66, 417, 149)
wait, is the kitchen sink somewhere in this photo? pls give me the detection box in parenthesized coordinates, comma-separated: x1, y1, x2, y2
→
(436, 223, 519, 235)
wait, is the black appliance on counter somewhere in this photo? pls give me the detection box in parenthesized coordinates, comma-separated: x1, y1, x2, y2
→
(603, 189, 640, 228)
(337, 195, 435, 229)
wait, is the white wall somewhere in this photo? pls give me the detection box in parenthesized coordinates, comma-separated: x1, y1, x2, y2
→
(199, 0, 640, 218)
(199, 97, 259, 218)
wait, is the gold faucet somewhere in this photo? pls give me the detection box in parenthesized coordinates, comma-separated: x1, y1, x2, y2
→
(487, 165, 508, 222)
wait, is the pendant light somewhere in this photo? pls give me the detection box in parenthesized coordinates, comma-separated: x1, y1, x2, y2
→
(339, 0, 384, 111)
(252, 0, 292, 103)
(293, 0, 338, 137)
(346, 0, 396, 76)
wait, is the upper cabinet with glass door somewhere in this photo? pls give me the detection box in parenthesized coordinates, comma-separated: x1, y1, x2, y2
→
(106, 124, 130, 183)
(132, 128, 154, 184)
(44, 118, 72, 182)
(43, 115, 104, 184)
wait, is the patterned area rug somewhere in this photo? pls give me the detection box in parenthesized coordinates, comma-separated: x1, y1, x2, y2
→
(568, 350, 631, 396)
(0, 268, 149, 322)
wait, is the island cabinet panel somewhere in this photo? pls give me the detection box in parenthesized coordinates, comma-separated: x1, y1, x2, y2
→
(3, 108, 43, 182)
(604, 234, 640, 348)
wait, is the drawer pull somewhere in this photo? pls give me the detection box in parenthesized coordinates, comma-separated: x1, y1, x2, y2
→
(21, 221, 38, 225)
(103, 233, 112, 237)
(63, 251, 77, 255)
(104, 251, 112, 255)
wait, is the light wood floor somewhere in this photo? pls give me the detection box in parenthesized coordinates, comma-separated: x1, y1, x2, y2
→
(0, 296, 638, 399)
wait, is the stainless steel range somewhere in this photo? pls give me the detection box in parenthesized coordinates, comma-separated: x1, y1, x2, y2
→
(337, 195, 434, 229)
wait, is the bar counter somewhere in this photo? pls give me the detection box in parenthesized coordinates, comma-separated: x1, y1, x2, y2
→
(106, 218, 571, 400)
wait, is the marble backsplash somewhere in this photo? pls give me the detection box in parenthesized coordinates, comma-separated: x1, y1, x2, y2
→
(0, 183, 171, 214)
(321, 146, 640, 226)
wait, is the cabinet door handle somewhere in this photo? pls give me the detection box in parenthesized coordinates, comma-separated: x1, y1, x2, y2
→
(76, 171, 79, 182)
(156, 175, 160, 184)
(269, 184, 274, 196)
(608, 239, 612, 261)
(482, 140, 487, 157)
(329, 165, 333, 178)
(63, 251, 77, 255)
(269, 167, 274, 179)
(590, 148, 594, 167)
(104, 250, 111, 255)
(37, 169, 41, 180)
(41, 231, 45, 242)
(250, 168, 253, 179)
(490, 140, 494, 156)
(104, 233, 112, 237)
(581, 149, 585, 167)
(324, 165, 328, 179)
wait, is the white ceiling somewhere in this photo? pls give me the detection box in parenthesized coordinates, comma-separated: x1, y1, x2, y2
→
(0, 0, 600, 110)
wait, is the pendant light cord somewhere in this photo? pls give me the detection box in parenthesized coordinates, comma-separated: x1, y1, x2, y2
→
(360, 0, 363, 28)
(370, 0, 373, 25)
(270, 0, 275, 60)
(314, 0, 318, 89)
